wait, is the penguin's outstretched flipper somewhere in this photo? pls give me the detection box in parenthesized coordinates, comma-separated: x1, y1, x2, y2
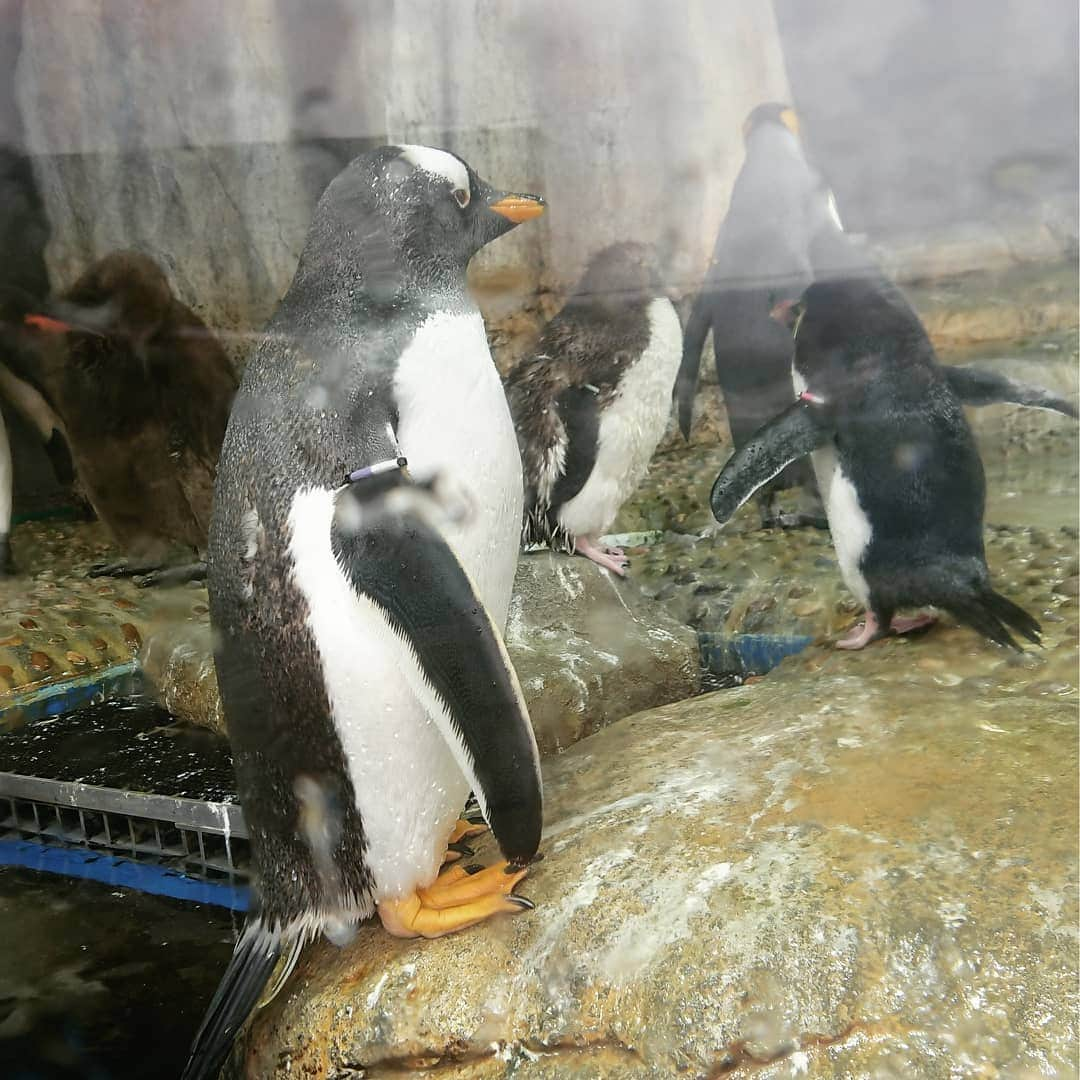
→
(674, 289, 712, 440)
(181, 921, 284, 1080)
(710, 399, 831, 525)
(944, 365, 1078, 419)
(333, 481, 543, 867)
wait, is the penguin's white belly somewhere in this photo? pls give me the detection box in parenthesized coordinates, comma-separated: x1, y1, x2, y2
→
(394, 309, 523, 624)
(287, 488, 470, 901)
(791, 364, 872, 606)
(558, 298, 682, 539)
(811, 445, 872, 608)
(288, 309, 522, 902)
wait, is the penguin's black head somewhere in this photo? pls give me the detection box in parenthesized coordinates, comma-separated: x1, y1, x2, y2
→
(783, 278, 924, 405)
(742, 103, 800, 142)
(304, 144, 544, 300)
(572, 242, 666, 310)
(24, 251, 173, 350)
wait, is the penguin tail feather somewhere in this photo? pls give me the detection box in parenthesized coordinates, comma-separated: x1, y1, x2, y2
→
(950, 588, 1041, 651)
(181, 920, 284, 1080)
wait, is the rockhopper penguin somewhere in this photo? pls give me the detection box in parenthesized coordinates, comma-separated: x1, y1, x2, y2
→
(709, 274, 1044, 651)
(506, 242, 682, 575)
(17, 251, 238, 586)
(675, 103, 840, 530)
(181, 146, 545, 1080)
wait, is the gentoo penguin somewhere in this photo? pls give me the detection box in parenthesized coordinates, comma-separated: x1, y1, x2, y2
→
(709, 274, 1042, 651)
(181, 146, 544, 1080)
(18, 252, 237, 585)
(675, 103, 838, 529)
(506, 243, 682, 575)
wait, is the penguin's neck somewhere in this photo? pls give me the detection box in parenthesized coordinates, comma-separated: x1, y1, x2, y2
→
(286, 259, 473, 324)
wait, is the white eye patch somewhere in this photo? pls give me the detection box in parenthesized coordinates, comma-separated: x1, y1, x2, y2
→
(397, 144, 471, 196)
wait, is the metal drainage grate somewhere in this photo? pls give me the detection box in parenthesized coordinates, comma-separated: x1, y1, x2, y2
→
(0, 771, 250, 905)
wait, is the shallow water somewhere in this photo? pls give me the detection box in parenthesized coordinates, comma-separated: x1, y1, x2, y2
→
(0, 866, 234, 1079)
(1, 698, 236, 802)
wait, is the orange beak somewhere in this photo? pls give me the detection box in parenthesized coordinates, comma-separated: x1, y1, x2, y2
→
(24, 313, 72, 334)
(488, 194, 545, 223)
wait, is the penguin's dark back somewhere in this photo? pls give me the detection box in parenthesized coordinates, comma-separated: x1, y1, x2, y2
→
(799, 277, 988, 563)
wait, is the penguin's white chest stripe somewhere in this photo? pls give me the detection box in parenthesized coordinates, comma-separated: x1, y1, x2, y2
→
(286, 486, 473, 901)
(393, 309, 523, 626)
(558, 298, 683, 538)
(820, 450, 872, 607)
(791, 364, 872, 605)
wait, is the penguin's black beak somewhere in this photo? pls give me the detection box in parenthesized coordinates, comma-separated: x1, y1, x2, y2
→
(487, 192, 546, 225)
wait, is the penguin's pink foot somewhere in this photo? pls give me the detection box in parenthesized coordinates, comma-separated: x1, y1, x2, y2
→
(377, 862, 533, 939)
(836, 612, 883, 650)
(575, 535, 629, 576)
(890, 612, 937, 635)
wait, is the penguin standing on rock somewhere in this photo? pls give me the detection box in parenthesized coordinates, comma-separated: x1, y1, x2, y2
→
(676, 103, 839, 529)
(17, 251, 237, 586)
(709, 275, 1044, 651)
(182, 146, 545, 1080)
(506, 242, 682, 575)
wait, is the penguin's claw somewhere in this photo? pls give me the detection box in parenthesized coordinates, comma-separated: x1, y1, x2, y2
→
(377, 861, 533, 939)
(575, 536, 630, 576)
(88, 559, 164, 579)
(448, 818, 488, 844)
(442, 841, 474, 864)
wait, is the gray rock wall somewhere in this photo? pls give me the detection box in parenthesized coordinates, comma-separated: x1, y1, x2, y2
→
(9, 0, 792, 334)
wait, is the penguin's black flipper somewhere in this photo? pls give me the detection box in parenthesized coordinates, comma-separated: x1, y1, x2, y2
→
(548, 384, 600, 510)
(710, 399, 832, 525)
(674, 289, 713, 441)
(333, 483, 543, 867)
(944, 365, 1078, 419)
(181, 921, 283, 1080)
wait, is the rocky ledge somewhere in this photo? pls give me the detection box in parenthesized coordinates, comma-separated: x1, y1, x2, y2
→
(141, 551, 700, 756)
(238, 638, 1077, 1078)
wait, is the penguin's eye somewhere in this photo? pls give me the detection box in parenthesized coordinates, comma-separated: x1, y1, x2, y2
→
(451, 187, 470, 209)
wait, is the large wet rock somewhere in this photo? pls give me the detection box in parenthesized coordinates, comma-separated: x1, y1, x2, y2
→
(137, 552, 700, 753)
(506, 553, 700, 754)
(240, 647, 1078, 1078)
(139, 615, 224, 735)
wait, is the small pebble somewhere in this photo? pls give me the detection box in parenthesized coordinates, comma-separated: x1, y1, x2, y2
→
(29, 651, 52, 672)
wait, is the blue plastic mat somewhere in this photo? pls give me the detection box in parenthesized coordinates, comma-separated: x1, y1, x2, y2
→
(0, 661, 142, 730)
(0, 838, 249, 911)
(698, 632, 814, 677)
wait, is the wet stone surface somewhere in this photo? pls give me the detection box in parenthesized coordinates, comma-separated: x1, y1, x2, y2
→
(506, 553, 700, 754)
(0, 519, 210, 725)
(239, 654, 1078, 1079)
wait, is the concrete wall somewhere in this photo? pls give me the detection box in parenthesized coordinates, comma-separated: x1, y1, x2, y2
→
(8, 0, 792, 333)
(5, 0, 1075, 339)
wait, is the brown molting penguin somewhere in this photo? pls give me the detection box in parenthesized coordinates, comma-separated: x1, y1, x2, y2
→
(22, 251, 238, 585)
(506, 242, 682, 576)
